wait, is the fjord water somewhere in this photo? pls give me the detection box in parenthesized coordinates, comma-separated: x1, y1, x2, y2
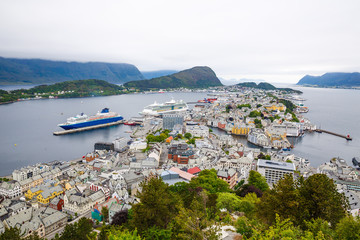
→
(290, 87, 360, 165)
(0, 87, 359, 176)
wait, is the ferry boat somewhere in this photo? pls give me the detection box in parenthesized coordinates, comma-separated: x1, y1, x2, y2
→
(58, 108, 123, 130)
(140, 99, 188, 116)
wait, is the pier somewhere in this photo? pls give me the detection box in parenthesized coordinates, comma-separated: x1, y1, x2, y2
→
(315, 129, 352, 141)
(53, 120, 124, 136)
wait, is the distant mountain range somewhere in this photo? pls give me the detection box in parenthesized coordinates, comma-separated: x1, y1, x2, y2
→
(124, 66, 223, 89)
(236, 82, 302, 93)
(0, 57, 144, 85)
(297, 72, 360, 87)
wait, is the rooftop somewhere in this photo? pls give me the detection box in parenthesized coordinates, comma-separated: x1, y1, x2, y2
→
(257, 159, 295, 171)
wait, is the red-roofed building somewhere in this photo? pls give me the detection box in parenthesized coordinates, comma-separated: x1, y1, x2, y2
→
(169, 167, 196, 181)
(187, 167, 201, 175)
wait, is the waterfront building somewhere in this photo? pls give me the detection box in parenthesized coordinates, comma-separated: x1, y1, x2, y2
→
(163, 114, 184, 131)
(12, 164, 51, 182)
(257, 159, 295, 185)
(231, 123, 250, 136)
(272, 122, 302, 137)
(113, 137, 129, 152)
(264, 103, 286, 112)
(247, 128, 271, 148)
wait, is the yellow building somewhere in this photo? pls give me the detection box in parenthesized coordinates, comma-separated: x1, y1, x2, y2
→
(231, 126, 250, 135)
(37, 185, 64, 205)
(265, 103, 286, 112)
(25, 186, 43, 200)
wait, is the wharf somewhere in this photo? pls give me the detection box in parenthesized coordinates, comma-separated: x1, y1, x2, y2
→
(315, 129, 352, 140)
(53, 120, 124, 136)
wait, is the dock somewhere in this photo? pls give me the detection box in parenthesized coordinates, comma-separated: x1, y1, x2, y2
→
(315, 129, 352, 140)
(53, 120, 124, 136)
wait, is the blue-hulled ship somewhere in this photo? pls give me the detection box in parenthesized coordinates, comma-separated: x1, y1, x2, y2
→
(58, 108, 123, 130)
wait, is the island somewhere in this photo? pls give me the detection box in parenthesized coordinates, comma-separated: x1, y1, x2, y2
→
(124, 66, 223, 89)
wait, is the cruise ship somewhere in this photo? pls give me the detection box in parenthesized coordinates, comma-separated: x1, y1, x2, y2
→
(58, 108, 123, 130)
(140, 99, 188, 116)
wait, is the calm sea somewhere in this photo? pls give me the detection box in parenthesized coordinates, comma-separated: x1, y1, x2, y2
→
(0, 87, 359, 176)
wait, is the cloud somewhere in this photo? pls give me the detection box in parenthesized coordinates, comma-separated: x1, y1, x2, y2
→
(1, 0, 360, 83)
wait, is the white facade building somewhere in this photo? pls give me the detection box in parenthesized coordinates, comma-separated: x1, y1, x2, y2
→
(0, 181, 21, 198)
(186, 125, 209, 138)
(257, 159, 295, 185)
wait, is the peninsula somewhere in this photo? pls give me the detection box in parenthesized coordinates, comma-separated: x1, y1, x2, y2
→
(0, 79, 132, 103)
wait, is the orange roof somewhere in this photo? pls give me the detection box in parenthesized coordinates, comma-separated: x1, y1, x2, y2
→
(169, 167, 195, 181)
(188, 167, 201, 174)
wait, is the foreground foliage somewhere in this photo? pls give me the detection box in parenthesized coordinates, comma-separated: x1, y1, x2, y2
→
(0, 173, 357, 240)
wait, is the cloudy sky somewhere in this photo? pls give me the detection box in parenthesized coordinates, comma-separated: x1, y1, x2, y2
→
(1, 0, 359, 83)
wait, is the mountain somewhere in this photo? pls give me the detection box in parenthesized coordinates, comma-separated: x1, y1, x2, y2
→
(141, 70, 178, 79)
(124, 66, 223, 89)
(236, 82, 302, 93)
(297, 72, 360, 87)
(0, 57, 144, 85)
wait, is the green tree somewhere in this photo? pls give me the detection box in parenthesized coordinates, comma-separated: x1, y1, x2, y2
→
(142, 226, 172, 240)
(305, 218, 334, 240)
(102, 206, 109, 223)
(216, 192, 241, 212)
(131, 178, 179, 234)
(0, 227, 22, 240)
(189, 169, 231, 193)
(248, 170, 269, 192)
(299, 174, 348, 227)
(171, 195, 219, 240)
(60, 217, 93, 240)
(335, 216, 360, 240)
(107, 229, 142, 240)
(257, 174, 300, 226)
(184, 132, 192, 139)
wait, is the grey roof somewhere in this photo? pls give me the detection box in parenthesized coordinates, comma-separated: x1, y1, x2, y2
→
(0, 207, 8, 217)
(344, 190, 360, 210)
(257, 159, 295, 171)
(42, 211, 67, 228)
(89, 190, 105, 202)
(5, 208, 33, 228)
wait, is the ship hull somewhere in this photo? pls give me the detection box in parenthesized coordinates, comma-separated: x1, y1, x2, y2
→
(59, 116, 123, 130)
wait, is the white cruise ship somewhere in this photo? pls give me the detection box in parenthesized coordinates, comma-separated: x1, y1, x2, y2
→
(140, 99, 188, 116)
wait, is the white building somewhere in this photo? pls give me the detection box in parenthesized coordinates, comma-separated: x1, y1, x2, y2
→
(257, 159, 295, 186)
(186, 125, 209, 138)
(113, 137, 128, 152)
(272, 122, 301, 137)
(0, 181, 21, 199)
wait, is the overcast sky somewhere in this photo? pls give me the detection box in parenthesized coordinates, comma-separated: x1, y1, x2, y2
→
(1, 0, 360, 83)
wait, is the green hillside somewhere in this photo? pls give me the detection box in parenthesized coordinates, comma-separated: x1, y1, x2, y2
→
(124, 66, 223, 89)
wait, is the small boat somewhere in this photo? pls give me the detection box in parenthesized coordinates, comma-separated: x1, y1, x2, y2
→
(124, 121, 136, 126)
